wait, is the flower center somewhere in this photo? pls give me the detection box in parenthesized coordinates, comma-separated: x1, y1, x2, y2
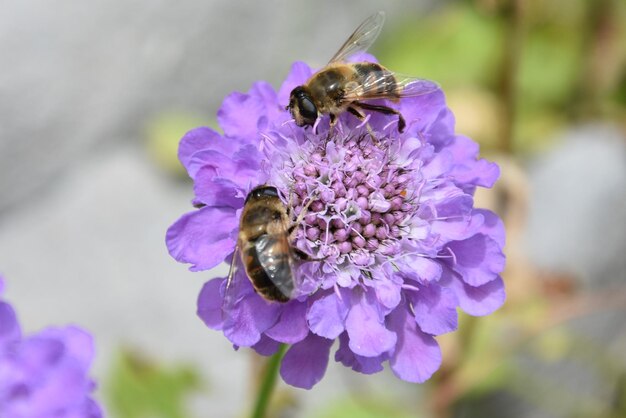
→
(288, 135, 418, 268)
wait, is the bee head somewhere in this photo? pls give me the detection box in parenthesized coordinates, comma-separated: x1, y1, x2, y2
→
(246, 185, 279, 203)
(287, 86, 318, 127)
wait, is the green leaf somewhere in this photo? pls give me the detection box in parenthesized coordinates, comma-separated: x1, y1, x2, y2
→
(104, 348, 203, 418)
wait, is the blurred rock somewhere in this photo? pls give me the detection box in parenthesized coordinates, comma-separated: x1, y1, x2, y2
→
(524, 123, 626, 288)
(0, 0, 427, 215)
(0, 2, 437, 416)
(0, 144, 246, 416)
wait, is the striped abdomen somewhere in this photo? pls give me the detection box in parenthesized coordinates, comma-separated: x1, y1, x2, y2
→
(351, 62, 399, 99)
(241, 234, 294, 302)
(238, 188, 294, 303)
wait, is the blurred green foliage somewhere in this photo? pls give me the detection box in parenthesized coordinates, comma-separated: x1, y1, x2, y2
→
(144, 111, 213, 177)
(376, 3, 505, 88)
(312, 396, 419, 418)
(147, 1, 625, 169)
(376, 0, 626, 154)
(105, 349, 202, 418)
(138, 1, 626, 417)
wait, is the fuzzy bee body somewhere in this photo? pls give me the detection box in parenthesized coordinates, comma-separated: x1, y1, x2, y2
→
(305, 62, 400, 115)
(287, 11, 439, 133)
(237, 186, 295, 303)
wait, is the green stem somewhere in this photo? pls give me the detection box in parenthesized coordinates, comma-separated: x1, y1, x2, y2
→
(251, 343, 288, 418)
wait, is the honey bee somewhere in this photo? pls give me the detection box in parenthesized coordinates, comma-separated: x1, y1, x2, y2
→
(227, 185, 297, 303)
(287, 11, 439, 133)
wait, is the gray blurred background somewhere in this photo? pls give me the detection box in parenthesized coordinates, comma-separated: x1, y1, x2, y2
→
(0, 1, 432, 417)
(1, 1, 625, 418)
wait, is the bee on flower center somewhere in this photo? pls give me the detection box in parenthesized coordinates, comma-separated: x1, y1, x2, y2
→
(287, 11, 439, 133)
(228, 186, 313, 303)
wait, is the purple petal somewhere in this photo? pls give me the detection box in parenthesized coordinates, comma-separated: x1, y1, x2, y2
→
(421, 149, 453, 180)
(280, 333, 333, 389)
(345, 289, 397, 357)
(188, 148, 257, 184)
(410, 284, 458, 335)
(399, 90, 449, 140)
(190, 143, 265, 207)
(447, 135, 500, 189)
(388, 303, 442, 383)
(193, 168, 245, 208)
(277, 61, 313, 106)
(434, 194, 474, 219)
(441, 266, 506, 316)
(251, 334, 281, 356)
(166, 206, 238, 272)
(475, 209, 506, 248)
(18, 332, 65, 372)
(186, 149, 234, 179)
(265, 301, 308, 344)
(398, 255, 443, 284)
(178, 127, 234, 178)
(249, 81, 282, 123)
(217, 91, 265, 140)
(369, 268, 402, 311)
(429, 205, 483, 244)
(446, 233, 506, 287)
(394, 136, 423, 166)
(80, 399, 104, 418)
(222, 278, 282, 346)
(424, 107, 456, 150)
(18, 336, 92, 413)
(197, 278, 226, 330)
(306, 290, 348, 339)
(335, 332, 386, 374)
(55, 326, 95, 371)
(0, 288, 102, 416)
(0, 301, 21, 346)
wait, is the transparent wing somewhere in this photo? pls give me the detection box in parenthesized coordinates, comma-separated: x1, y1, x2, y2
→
(341, 72, 441, 103)
(329, 11, 385, 64)
(221, 252, 253, 325)
(255, 234, 295, 300)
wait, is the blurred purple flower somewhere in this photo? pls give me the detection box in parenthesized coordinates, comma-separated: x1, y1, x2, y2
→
(0, 277, 103, 418)
(166, 56, 506, 389)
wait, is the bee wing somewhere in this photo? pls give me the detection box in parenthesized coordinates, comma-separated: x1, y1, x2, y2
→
(341, 72, 441, 102)
(221, 252, 252, 325)
(254, 233, 295, 300)
(328, 11, 385, 64)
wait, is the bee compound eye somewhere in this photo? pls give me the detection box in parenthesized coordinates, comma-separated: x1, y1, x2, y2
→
(299, 97, 317, 121)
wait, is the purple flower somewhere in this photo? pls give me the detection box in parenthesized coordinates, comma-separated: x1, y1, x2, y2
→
(0, 277, 103, 418)
(166, 56, 505, 389)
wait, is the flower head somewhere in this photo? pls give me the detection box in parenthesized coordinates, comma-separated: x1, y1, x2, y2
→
(0, 276, 103, 418)
(166, 56, 506, 389)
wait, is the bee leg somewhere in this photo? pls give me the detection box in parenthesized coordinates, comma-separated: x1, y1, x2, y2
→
(289, 205, 327, 263)
(347, 105, 366, 122)
(354, 102, 406, 133)
(292, 247, 326, 262)
(329, 113, 337, 130)
(323, 114, 338, 145)
(226, 246, 239, 289)
(348, 105, 378, 143)
(293, 248, 313, 261)
(287, 192, 318, 242)
(288, 195, 327, 265)
(286, 184, 305, 227)
(285, 185, 300, 224)
(286, 188, 294, 219)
